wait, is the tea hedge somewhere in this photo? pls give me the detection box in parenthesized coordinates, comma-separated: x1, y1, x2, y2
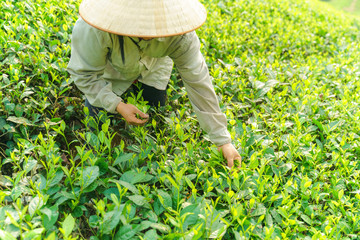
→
(1, 0, 360, 239)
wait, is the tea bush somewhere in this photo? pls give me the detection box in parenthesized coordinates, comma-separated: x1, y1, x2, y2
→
(1, 0, 360, 239)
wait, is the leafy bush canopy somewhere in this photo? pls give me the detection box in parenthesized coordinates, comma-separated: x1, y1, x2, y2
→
(1, 0, 360, 239)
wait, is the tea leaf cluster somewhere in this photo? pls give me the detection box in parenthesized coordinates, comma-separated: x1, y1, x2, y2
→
(1, 0, 360, 239)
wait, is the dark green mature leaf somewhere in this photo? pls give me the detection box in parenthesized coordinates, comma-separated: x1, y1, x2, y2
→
(41, 206, 59, 229)
(271, 209, 282, 224)
(114, 153, 134, 165)
(251, 204, 266, 217)
(23, 159, 37, 174)
(143, 229, 159, 240)
(128, 195, 150, 208)
(7, 116, 34, 126)
(265, 212, 273, 227)
(110, 180, 139, 194)
(147, 222, 171, 233)
(89, 215, 100, 228)
(82, 166, 99, 189)
(209, 224, 227, 239)
(120, 170, 153, 184)
(0, 119, 6, 130)
(14, 105, 24, 117)
(257, 79, 279, 97)
(154, 199, 165, 216)
(102, 209, 121, 234)
(84, 180, 99, 193)
(49, 170, 64, 187)
(29, 196, 44, 216)
(301, 214, 312, 226)
(144, 210, 158, 222)
(114, 224, 140, 240)
(157, 190, 172, 209)
(181, 204, 201, 229)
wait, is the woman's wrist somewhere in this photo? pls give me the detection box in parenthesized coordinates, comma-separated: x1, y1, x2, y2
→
(116, 101, 126, 115)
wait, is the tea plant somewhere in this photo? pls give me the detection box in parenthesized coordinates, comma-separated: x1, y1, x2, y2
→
(1, 0, 360, 239)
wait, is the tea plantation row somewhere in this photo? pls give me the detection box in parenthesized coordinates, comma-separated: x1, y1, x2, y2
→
(1, 0, 360, 239)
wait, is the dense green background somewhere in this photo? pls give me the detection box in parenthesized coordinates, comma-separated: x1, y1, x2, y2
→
(1, 0, 360, 239)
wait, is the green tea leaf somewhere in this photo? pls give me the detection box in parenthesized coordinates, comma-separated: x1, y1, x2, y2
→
(300, 214, 312, 226)
(114, 153, 132, 165)
(7, 116, 34, 126)
(120, 170, 153, 184)
(62, 214, 75, 238)
(128, 195, 150, 208)
(110, 179, 139, 194)
(82, 166, 99, 189)
(41, 206, 59, 229)
(102, 209, 121, 234)
(0, 229, 17, 240)
(143, 229, 159, 240)
(157, 190, 172, 209)
(49, 170, 64, 187)
(23, 228, 44, 240)
(114, 224, 140, 240)
(29, 196, 44, 216)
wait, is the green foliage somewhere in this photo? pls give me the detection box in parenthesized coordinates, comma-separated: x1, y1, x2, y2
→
(1, 0, 360, 239)
(318, 0, 360, 16)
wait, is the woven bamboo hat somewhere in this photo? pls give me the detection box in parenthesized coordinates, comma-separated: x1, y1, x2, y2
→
(79, 0, 207, 37)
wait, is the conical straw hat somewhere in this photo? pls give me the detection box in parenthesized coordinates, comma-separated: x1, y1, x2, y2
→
(79, 0, 207, 37)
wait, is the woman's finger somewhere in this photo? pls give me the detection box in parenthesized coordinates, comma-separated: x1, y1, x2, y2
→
(227, 158, 234, 168)
(128, 115, 149, 125)
(134, 109, 149, 119)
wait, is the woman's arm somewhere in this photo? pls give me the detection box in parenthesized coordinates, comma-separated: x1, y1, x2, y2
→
(67, 18, 122, 113)
(169, 32, 241, 167)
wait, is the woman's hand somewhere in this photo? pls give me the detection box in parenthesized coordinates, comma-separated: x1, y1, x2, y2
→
(218, 143, 241, 168)
(116, 102, 149, 126)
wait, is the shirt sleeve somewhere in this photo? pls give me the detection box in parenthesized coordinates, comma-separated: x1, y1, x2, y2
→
(67, 19, 122, 114)
(139, 56, 173, 90)
(169, 32, 231, 146)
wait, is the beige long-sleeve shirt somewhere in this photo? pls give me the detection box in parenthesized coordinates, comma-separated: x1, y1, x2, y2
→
(67, 18, 231, 146)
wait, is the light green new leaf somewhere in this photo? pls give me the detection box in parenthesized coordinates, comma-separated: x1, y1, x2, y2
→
(62, 214, 75, 238)
(0, 229, 17, 240)
(45, 232, 56, 240)
(23, 228, 44, 240)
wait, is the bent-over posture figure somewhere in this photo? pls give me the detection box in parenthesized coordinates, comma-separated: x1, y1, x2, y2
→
(67, 0, 241, 167)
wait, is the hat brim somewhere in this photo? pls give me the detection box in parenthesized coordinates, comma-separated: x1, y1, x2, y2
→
(79, 0, 207, 37)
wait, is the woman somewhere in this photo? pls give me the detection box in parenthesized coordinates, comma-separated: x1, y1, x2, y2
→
(67, 0, 241, 167)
